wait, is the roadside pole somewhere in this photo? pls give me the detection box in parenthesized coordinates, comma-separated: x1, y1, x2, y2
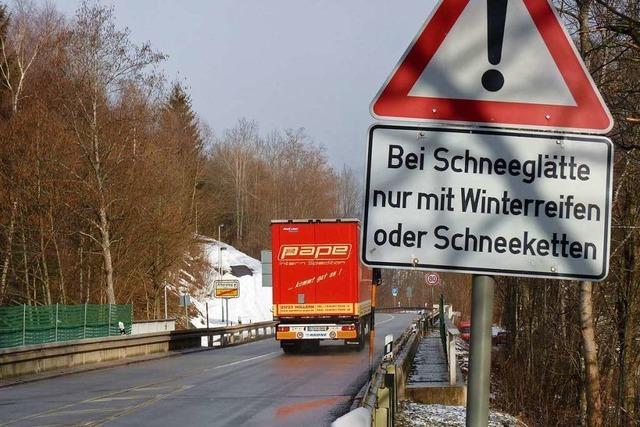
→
(466, 275, 495, 427)
(184, 301, 188, 329)
(369, 268, 382, 376)
(369, 284, 377, 376)
(164, 285, 168, 319)
(206, 301, 211, 347)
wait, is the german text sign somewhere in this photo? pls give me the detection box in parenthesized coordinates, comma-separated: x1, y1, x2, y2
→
(214, 279, 240, 299)
(362, 125, 613, 281)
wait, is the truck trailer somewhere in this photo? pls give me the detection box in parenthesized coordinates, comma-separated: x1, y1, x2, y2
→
(271, 219, 372, 353)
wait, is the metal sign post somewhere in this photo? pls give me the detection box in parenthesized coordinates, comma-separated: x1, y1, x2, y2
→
(466, 275, 495, 427)
(426, 272, 440, 311)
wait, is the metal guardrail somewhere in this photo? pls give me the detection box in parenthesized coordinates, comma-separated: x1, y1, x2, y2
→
(0, 321, 276, 380)
(337, 307, 455, 427)
(202, 321, 277, 346)
(376, 307, 428, 312)
(353, 310, 435, 427)
(440, 308, 460, 385)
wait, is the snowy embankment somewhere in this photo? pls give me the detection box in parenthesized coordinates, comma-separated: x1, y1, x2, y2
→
(397, 323, 523, 426)
(187, 239, 272, 332)
(397, 402, 523, 427)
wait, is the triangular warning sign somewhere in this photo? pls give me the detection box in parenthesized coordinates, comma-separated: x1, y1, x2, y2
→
(371, 0, 613, 134)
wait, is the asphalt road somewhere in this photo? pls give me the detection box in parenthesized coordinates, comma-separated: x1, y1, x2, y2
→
(0, 312, 418, 427)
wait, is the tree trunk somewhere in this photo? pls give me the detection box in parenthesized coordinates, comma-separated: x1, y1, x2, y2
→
(0, 200, 18, 303)
(50, 209, 66, 304)
(39, 219, 51, 305)
(78, 235, 84, 302)
(99, 206, 116, 304)
(580, 280, 603, 427)
(21, 225, 31, 305)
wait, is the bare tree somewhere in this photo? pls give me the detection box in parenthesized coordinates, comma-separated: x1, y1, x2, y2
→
(63, 2, 163, 304)
(334, 165, 362, 218)
(0, 0, 61, 114)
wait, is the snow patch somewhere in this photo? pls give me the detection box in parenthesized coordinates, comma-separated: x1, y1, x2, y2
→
(188, 239, 272, 330)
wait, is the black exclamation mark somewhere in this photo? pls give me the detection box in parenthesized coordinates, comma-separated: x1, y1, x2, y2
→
(481, 0, 507, 92)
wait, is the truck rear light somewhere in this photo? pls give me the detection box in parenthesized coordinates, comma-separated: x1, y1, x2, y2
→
(341, 324, 356, 331)
(277, 326, 290, 332)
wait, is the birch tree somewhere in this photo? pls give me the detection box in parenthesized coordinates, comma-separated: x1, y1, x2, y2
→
(63, 2, 163, 304)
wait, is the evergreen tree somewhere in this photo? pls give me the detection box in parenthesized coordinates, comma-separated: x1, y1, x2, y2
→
(165, 82, 202, 150)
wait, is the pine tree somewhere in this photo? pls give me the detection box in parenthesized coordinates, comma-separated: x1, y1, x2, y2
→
(165, 82, 202, 150)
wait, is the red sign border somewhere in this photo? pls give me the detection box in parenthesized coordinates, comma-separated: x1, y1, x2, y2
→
(370, 0, 613, 134)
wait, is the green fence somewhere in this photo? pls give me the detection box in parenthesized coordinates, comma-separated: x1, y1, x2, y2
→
(0, 304, 133, 349)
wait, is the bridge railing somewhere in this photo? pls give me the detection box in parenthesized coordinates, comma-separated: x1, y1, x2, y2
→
(0, 321, 276, 380)
(437, 301, 460, 386)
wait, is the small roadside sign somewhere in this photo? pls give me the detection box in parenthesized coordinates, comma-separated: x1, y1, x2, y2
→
(425, 272, 440, 287)
(391, 287, 398, 297)
(361, 125, 613, 281)
(214, 279, 240, 299)
(384, 334, 393, 360)
(370, 0, 612, 133)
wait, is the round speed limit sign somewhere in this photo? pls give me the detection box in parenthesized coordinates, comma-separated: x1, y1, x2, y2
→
(425, 272, 440, 286)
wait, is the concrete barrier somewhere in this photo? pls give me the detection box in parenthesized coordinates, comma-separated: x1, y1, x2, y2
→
(131, 319, 176, 334)
(0, 321, 275, 380)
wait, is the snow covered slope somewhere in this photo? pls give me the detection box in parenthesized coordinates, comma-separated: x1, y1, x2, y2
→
(189, 238, 272, 328)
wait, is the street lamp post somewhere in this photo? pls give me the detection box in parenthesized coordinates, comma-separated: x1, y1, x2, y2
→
(220, 247, 228, 325)
(218, 224, 224, 322)
(164, 282, 168, 319)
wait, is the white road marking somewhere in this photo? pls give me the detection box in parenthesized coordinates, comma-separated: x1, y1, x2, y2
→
(375, 314, 395, 326)
(133, 386, 169, 391)
(35, 408, 122, 417)
(90, 385, 194, 425)
(209, 351, 280, 371)
(91, 396, 146, 402)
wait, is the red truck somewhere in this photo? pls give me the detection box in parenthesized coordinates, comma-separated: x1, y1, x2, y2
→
(271, 219, 373, 353)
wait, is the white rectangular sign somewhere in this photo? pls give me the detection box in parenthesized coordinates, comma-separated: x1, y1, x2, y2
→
(362, 125, 613, 281)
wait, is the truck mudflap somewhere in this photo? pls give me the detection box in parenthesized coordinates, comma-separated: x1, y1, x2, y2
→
(276, 323, 357, 340)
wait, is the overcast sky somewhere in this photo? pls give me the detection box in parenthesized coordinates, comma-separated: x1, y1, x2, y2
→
(54, 0, 437, 173)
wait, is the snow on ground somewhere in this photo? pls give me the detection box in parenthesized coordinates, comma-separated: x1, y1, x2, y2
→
(188, 239, 272, 330)
(398, 320, 522, 426)
(397, 402, 524, 427)
(492, 325, 505, 336)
